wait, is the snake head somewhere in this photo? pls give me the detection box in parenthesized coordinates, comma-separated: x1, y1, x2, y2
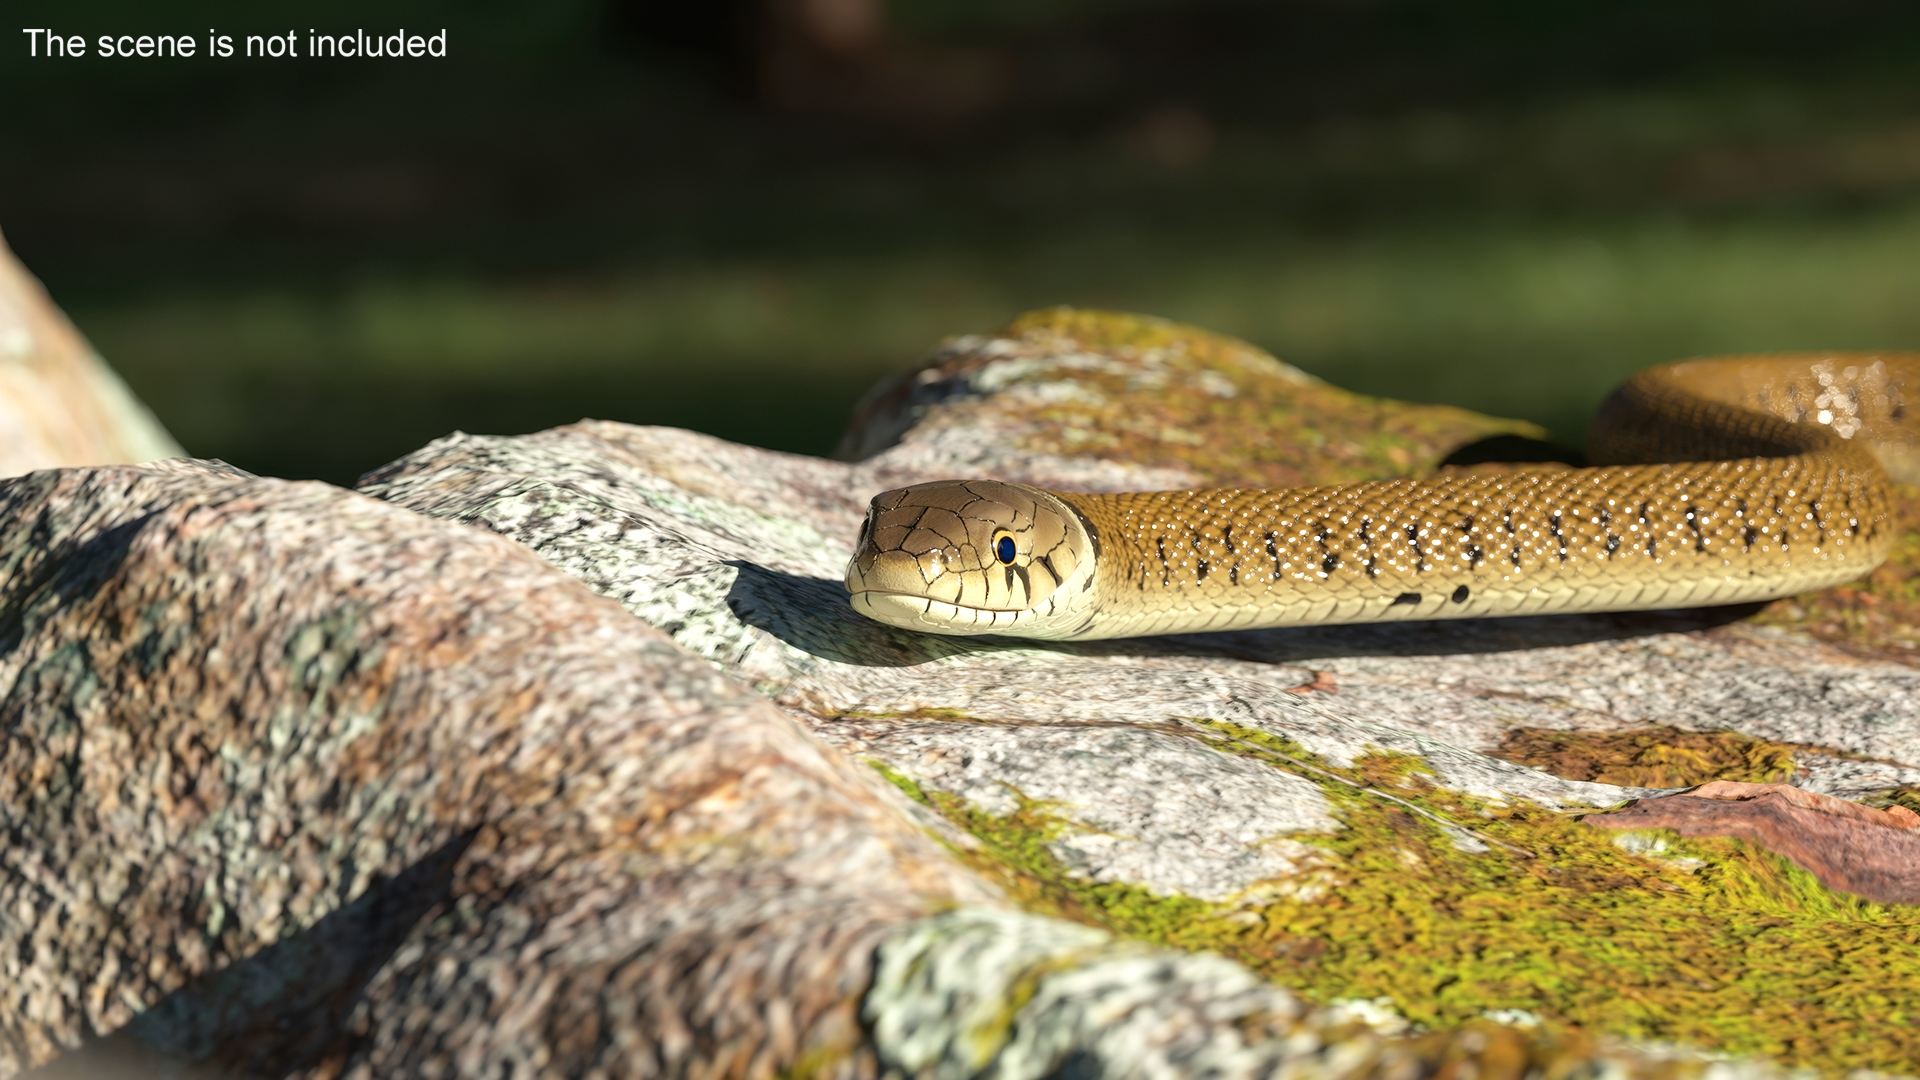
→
(844, 479, 1099, 637)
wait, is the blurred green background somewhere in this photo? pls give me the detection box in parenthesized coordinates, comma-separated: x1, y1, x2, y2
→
(5, 0, 1920, 483)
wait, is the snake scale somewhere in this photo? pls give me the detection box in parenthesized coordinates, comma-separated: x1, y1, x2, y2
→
(844, 354, 1919, 640)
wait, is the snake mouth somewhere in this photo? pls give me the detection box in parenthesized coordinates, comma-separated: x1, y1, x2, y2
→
(848, 587, 1026, 612)
(848, 589, 1037, 634)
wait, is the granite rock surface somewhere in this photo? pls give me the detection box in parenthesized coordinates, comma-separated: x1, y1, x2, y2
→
(1, 299, 1914, 1077)
(353, 309, 1920, 1072)
(0, 461, 984, 1078)
(0, 461, 1744, 1080)
(364, 322, 1920, 900)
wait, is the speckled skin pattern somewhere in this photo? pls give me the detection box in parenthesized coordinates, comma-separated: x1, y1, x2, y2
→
(847, 356, 1913, 639)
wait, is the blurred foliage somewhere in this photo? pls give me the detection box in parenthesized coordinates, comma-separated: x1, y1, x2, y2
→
(5, 0, 1920, 481)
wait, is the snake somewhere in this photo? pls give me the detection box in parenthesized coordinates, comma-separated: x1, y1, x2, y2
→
(843, 354, 1918, 640)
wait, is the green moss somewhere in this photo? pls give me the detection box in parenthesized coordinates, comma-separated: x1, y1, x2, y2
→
(1859, 786, 1920, 818)
(775, 1042, 853, 1080)
(979, 307, 1546, 489)
(1493, 727, 1799, 788)
(871, 760, 934, 807)
(870, 759, 1227, 941)
(1004, 307, 1273, 358)
(876, 728, 1920, 1075)
(1351, 749, 1440, 791)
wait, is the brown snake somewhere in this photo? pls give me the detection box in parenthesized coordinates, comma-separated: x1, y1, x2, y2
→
(844, 355, 1917, 640)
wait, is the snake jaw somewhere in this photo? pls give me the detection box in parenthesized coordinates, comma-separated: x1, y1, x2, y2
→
(848, 591, 1052, 637)
(844, 479, 1101, 637)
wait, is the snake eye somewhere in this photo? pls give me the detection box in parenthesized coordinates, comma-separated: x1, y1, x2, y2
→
(994, 533, 1017, 565)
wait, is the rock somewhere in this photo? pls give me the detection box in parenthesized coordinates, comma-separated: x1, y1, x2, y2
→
(0, 232, 182, 477)
(3, 302, 1916, 1077)
(0, 461, 1713, 1080)
(833, 306, 1545, 486)
(0, 462, 984, 1077)
(1587, 782, 1920, 904)
(358, 308, 1920, 1073)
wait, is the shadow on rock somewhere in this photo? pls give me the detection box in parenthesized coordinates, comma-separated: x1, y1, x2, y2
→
(26, 831, 476, 1080)
(727, 560, 1768, 671)
(1100, 603, 1772, 666)
(724, 561, 985, 668)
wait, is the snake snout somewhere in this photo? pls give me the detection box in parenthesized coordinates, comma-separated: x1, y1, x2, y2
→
(846, 547, 961, 601)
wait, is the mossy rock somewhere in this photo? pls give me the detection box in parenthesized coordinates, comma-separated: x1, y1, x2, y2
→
(878, 727, 1920, 1074)
(359, 311, 1920, 1079)
(841, 306, 1548, 487)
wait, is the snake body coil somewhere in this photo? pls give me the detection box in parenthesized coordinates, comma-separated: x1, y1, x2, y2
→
(845, 355, 1916, 640)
